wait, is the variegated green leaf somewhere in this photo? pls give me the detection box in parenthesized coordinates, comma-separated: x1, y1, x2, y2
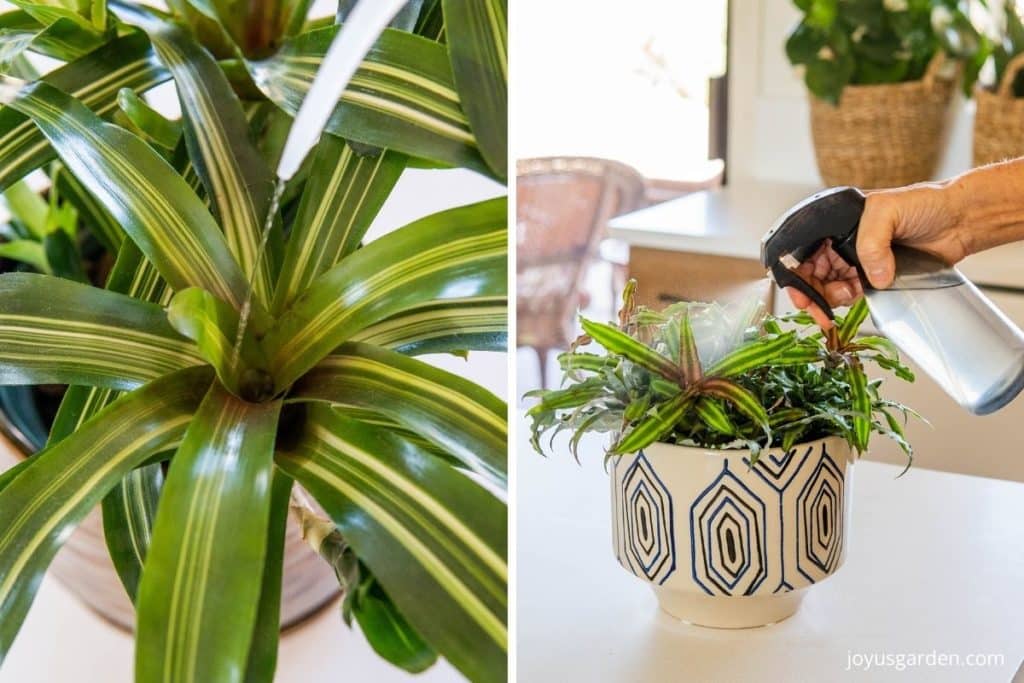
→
(166, 287, 269, 398)
(0, 366, 212, 661)
(694, 396, 734, 436)
(678, 308, 702, 383)
(847, 360, 871, 452)
(442, 0, 506, 178)
(349, 296, 507, 355)
(612, 392, 692, 454)
(102, 462, 163, 602)
(276, 405, 507, 683)
(53, 165, 124, 254)
(0, 32, 169, 191)
(114, 2, 277, 305)
(704, 331, 797, 378)
(246, 24, 489, 175)
(292, 341, 506, 486)
(0, 272, 203, 389)
(116, 87, 182, 150)
(47, 240, 171, 602)
(701, 377, 769, 431)
(242, 469, 292, 683)
(264, 197, 506, 391)
(273, 135, 405, 312)
(6, 80, 252, 309)
(136, 381, 281, 683)
(579, 318, 679, 380)
(838, 297, 869, 345)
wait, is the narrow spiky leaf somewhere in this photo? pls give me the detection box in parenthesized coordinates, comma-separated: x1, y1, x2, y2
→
(580, 318, 679, 380)
(704, 331, 796, 378)
(612, 393, 692, 454)
(678, 308, 702, 383)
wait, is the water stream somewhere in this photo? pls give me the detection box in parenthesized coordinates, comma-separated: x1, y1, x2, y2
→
(230, 178, 286, 374)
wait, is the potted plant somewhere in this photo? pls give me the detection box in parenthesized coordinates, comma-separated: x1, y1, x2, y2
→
(973, 1, 1024, 165)
(527, 283, 918, 628)
(785, 0, 984, 188)
(0, 0, 508, 682)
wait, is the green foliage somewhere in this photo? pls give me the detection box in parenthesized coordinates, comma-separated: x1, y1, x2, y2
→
(527, 282, 920, 468)
(785, 0, 987, 102)
(0, 1, 508, 681)
(985, 1, 1024, 96)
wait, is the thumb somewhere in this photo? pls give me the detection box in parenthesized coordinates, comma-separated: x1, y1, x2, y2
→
(856, 197, 896, 289)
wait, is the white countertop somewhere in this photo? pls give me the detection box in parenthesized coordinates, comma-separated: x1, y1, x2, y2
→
(516, 417, 1024, 682)
(608, 180, 1024, 290)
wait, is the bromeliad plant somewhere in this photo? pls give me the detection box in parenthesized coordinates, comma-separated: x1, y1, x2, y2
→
(528, 282, 919, 468)
(0, 1, 507, 682)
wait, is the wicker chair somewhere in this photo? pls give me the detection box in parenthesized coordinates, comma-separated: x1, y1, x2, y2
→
(516, 157, 646, 388)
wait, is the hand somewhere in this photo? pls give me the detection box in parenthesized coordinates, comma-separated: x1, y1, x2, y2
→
(787, 182, 971, 328)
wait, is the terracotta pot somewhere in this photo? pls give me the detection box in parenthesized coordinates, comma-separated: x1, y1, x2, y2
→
(0, 428, 338, 630)
(609, 436, 854, 628)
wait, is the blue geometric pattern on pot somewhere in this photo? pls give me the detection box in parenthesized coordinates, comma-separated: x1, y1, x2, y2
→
(619, 451, 675, 584)
(744, 443, 815, 591)
(689, 459, 768, 596)
(794, 445, 845, 583)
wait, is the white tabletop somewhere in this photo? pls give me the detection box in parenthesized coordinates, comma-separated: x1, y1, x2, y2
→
(607, 180, 818, 261)
(516, 417, 1024, 682)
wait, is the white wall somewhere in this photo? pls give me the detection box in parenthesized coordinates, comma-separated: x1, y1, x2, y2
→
(727, 0, 974, 186)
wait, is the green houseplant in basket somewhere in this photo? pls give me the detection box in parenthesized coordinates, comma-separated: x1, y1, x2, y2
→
(526, 283, 919, 628)
(784, 0, 984, 188)
(973, 0, 1024, 165)
(0, 0, 508, 681)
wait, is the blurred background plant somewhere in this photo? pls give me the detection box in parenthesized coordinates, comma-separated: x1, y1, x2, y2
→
(785, 0, 987, 102)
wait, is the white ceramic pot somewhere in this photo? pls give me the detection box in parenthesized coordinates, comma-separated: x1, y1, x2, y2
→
(610, 436, 854, 629)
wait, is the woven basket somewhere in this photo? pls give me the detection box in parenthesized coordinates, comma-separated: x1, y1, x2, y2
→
(973, 53, 1024, 167)
(809, 56, 956, 189)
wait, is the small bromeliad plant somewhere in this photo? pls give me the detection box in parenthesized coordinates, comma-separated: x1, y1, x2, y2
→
(528, 281, 920, 469)
(0, 1, 508, 682)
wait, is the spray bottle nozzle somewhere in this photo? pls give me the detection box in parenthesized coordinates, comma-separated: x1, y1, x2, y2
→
(761, 186, 866, 320)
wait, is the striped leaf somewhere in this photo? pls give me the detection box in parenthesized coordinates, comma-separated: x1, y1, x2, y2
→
(263, 197, 506, 391)
(701, 378, 769, 431)
(166, 287, 269, 398)
(0, 366, 212, 661)
(349, 296, 507, 355)
(704, 331, 797, 378)
(0, 457, 31, 495)
(847, 361, 871, 452)
(273, 136, 406, 312)
(678, 309, 702, 384)
(612, 393, 692, 454)
(6, 80, 252, 309)
(579, 318, 679, 380)
(838, 298, 869, 345)
(136, 382, 282, 683)
(276, 405, 507, 683)
(0, 272, 203, 389)
(53, 165, 124, 254)
(0, 15, 108, 64)
(101, 462, 164, 602)
(292, 341, 507, 486)
(245, 24, 489, 174)
(773, 345, 825, 366)
(116, 87, 182, 151)
(114, 2, 277, 305)
(0, 32, 169, 191)
(414, 0, 444, 40)
(242, 469, 292, 683)
(47, 241, 171, 602)
(442, 0, 506, 179)
(694, 396, 735, 436)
